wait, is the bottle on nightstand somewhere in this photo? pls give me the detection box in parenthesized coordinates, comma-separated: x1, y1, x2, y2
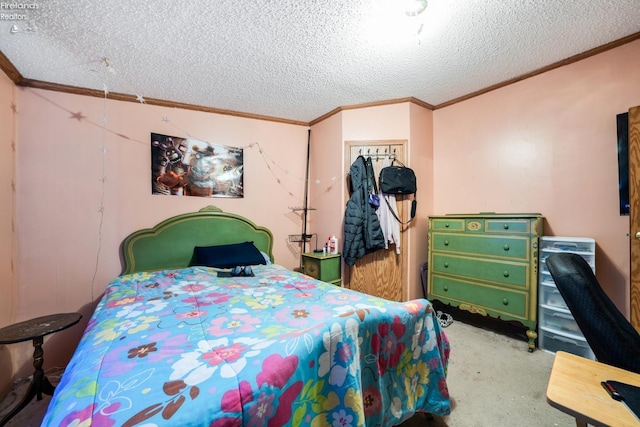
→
(329, 235, 338, 254)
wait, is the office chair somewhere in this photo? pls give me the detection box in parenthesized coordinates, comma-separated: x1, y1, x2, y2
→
(546, 252, 640, 374)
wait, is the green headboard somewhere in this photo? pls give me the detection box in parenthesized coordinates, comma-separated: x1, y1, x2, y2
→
(121, 206, 274, 274)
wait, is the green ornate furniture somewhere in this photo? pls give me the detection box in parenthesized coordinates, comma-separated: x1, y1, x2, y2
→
(428, 213, 543, 350)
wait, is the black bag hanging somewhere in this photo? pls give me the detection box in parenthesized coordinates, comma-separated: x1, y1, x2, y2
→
(379, 161, 417, 194)
(379, 159, 417, 225)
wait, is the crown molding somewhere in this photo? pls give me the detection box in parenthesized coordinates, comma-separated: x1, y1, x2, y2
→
(309, 97, 434, 126)
(16, 78, 309, 126)
(0, 49, 23, 84)
(434, 31, 640, 110)
(3, 31, 639, 125)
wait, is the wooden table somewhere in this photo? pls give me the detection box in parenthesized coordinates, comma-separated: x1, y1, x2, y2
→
(547, 351, 640, 427)
(0, 313, 82, 426)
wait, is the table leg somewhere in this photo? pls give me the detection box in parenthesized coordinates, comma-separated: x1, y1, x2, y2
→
(0, 381, 36, 427)
(33, 335, 45, 399)
(31, 336, 55, 399)
(0, 337, 56, 426)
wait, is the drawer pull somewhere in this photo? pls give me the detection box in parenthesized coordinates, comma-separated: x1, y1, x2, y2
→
(307, 265, 317, 274)
(445, 223, 450, 228)
(503, 223, 509, 229)
(503, 244, 510, 251)
(502, 298, 509, 305)
(503, 270, 509, 277)
(443, 285, 449, 292)
(444, 240, 449, 246)
(551, 334, 578, 345)
(444, 262, 449, 268)
(550, 312, 572, 320)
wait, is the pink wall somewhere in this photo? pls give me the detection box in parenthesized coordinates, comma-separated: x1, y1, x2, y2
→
(2, 37, 638, 391)
(433, 39, 640, 314)
(310, 103, 434, 299)
(408, 103, 434, 299)
(308, 112, 344, 252)
(9, 88, 309, 379)
(0, 68, 17, 396)
(342, 105, 413, 293)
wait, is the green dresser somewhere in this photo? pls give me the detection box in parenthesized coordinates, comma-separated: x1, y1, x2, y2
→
(428, 213, 543, 350)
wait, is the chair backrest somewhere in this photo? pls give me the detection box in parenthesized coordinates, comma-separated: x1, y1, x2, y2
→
(546, 252, 640, 374)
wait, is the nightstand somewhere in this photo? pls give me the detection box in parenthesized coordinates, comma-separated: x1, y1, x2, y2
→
(0, 312, 82, 425)
(301, 252, 341, 285)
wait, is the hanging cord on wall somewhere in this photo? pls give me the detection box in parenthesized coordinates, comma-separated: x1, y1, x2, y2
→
(300, 129, 312, 265)
(90, 82, 109, 302)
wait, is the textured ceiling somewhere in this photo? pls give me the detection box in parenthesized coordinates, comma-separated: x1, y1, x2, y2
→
(1, 0, 639, 123)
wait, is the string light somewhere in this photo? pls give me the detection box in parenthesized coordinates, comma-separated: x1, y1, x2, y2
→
(28, 55, 348, 233)
(28, 79, 352, 301)
(79, 57, 342, 194)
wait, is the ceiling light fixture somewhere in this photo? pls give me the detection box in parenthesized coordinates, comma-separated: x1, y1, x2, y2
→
(404, 0, 428, 17)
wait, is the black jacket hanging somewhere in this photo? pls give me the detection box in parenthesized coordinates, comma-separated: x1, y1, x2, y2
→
(343, 156, 385, 266)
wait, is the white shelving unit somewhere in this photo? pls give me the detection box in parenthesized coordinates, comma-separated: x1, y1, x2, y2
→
(538, 236, 596, 359)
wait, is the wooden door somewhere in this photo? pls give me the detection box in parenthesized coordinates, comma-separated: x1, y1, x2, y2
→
(629, 106, 640, 330)
(344, 140, 408, 301)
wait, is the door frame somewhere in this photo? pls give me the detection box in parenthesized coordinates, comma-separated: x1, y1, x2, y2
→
(343, 139, 409, 300)
(628, 106, 640, 330)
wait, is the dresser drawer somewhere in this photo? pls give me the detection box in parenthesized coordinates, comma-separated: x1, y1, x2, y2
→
(431, 254, 529, 288)
(431, 233, 530, 260)
(429, 275, 527, 318)
(485, 219, 532, 234)
(430, 218, 465, 231)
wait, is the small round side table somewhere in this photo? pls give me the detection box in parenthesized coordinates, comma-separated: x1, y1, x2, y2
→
(0, 312, 82, 426)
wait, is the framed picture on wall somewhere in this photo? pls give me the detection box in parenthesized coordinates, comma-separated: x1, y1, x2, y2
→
(151, 132, 244, 198)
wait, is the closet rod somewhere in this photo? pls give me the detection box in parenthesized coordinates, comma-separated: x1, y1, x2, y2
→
(362, 153, 397, 161)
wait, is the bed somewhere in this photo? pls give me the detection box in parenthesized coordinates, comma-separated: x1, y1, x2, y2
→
(43, 206, 451, 426)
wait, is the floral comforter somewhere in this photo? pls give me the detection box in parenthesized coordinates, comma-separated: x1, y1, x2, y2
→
(43, 265, 450, 426)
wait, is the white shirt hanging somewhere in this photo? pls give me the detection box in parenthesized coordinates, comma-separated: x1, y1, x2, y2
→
(375, 157, 401, 254)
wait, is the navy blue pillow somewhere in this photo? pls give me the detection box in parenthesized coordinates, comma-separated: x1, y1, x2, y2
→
(192, 241, 267, 269)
